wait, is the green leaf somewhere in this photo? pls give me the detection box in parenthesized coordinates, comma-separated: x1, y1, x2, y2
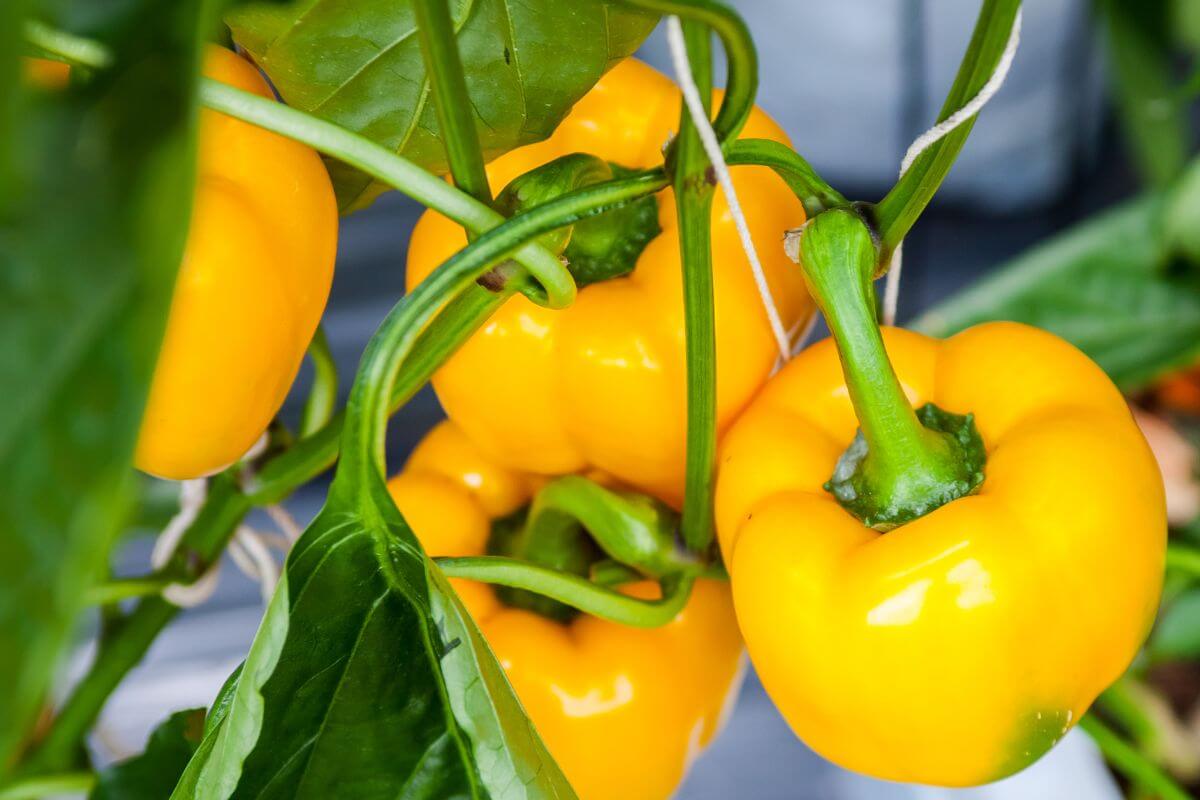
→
(913, 194, 1200, 392)
(172, 474, 576, 800)
(91, 710, 206, 800)
(1148, 588, 1200, 661)
(224, 0, 658, 211)
(0, 0, 205, 774)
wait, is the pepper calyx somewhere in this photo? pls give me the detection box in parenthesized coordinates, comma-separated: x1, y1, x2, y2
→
(825, 403, 986, 530)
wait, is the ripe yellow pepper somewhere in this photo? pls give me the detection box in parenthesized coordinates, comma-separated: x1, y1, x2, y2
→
(406, 57, 811, 506)
(387, 420, 744, 800)
(135, 47, 337, 479)
(715, 321, 1166, 786)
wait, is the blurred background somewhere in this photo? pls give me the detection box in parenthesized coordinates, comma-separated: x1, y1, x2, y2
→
(81, 1, 1199, 798)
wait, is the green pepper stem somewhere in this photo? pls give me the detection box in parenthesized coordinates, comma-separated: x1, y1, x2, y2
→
(802, 211, 951, 478)
(799, 209, 981, 528)
(524, 476, 695, 578)
(412, 0, 493, 208)
(622, 0, 757, 143)
(199, 80, 576, 310)
(724, 138, 846, 217)
(672, 19, 719, 555)
(436, 556, 695, 628)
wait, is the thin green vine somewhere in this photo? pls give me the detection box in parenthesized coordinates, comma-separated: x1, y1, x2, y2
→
(671, 20, 719, 554)
(872, 0, 1021, 252)
(437, 557, 696, 627)
(413, 0, 493, 208)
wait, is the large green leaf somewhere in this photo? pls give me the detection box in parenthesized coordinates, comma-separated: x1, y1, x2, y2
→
(913, 194, 1200, 391)
(172, 473, 576, 799)
(224, 0, 658, 210)
(0, 0, 205, 773)
(91, 710, 205, 800)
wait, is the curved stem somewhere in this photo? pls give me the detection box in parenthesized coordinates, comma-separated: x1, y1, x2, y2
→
(413, 0, 492, 207)
(299, 326, 338, 437)
(725, 138, 846, 217)
(623, 0, 756, 142)
(802, 211, 939, 476)
(250, 284, 511, 504)
(528, 476, 695, 578)
(0, 771, 95, 799)
(1080, 715, 1193, 800)
(199, 80, 575, 310)
(436, 557, 695, 628)
(336, 172, 669, 488)
(672, 20, 719, 554)
(799, 209, 980, 528)
(873, 0, 1021, 251)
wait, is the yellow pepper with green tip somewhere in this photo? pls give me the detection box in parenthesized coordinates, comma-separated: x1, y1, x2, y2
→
(715, 321, 1166, 786)
(406, 57, 811, 506)
(387, 420, 744, 800)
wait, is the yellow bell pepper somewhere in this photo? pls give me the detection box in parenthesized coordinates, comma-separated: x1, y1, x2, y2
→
(135, 47, 337, 479)
(387, 420, 744, 800)
(406, 57, 812, 506)
(715, 321, 1166, 786)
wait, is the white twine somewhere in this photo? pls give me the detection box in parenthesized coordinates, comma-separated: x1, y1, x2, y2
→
(665, 15, 794, 362)
(881, 7, 1023, 325)
(148, 433, 295, 609)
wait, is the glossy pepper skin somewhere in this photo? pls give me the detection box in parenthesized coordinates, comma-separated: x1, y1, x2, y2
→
(134, 47, 337, 479)
(715, 322, 1166, 787)
(387, 420, 744, 800)
(406, 58, 811, 506)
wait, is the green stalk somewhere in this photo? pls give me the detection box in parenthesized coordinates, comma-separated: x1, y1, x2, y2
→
(199, 80, 574, 310)
(624, 0, 756, 142)
(527, 477, 696, 578)
(672, 20, 719, 554)
(799, 209, 983, 529)
(299, 326, 338, 437)
(250, 283, 510, 504)
(413, 0, 492, 208)
(1080, 715, 1193, 800)
(436, 557, 695, 627)
(873, 0, 1021, 251)
(725, 138, 846, 216)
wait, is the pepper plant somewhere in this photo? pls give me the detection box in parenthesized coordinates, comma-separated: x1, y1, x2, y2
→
(1, 0, 1198, 797)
